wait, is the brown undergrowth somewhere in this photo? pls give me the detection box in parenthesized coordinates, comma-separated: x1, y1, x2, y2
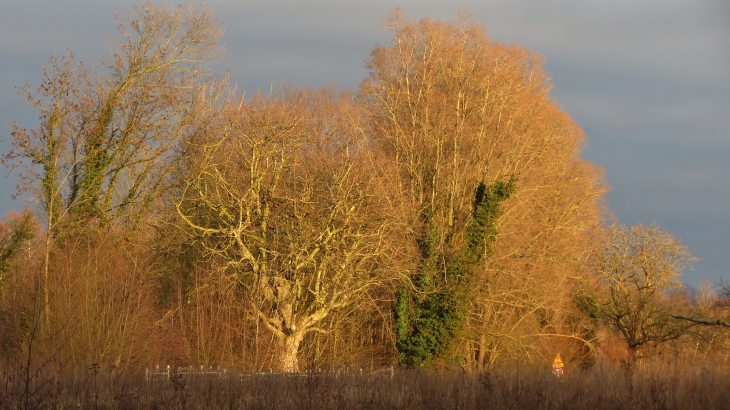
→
(1, 359, 728, 409)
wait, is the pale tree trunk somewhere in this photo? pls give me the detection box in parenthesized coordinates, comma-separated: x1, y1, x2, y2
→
(280, 331, 306, 373)
(43, 208, 53, 328)
(43, 230, 51, 326)
(254, 305, 330, 373)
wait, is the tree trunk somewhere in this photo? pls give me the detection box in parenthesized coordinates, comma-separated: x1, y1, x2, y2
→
(280, 332, 305, 373)
(477, 334, 488, 369)
(625, 345, 638, 370)
(43, 224, 52, 328)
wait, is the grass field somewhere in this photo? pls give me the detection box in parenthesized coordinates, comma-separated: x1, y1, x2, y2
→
(2, 360, 729, 409)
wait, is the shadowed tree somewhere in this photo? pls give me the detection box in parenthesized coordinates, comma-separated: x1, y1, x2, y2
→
(594, 223, 697, 362)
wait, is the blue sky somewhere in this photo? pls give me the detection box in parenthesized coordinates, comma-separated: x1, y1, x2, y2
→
(1, 0, 728, 287)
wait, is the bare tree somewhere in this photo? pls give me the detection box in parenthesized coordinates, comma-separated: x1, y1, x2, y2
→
(3, 4, 224, 322)
(594, 223, 697, 362)
(361, 9, 606, 368)
(176, 88, 405, 372)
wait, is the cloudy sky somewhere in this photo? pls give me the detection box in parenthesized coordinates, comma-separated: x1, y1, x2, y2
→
(1, 0, 728, 287)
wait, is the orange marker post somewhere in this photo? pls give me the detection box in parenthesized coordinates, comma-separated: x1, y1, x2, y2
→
(552, 353, 564, 378)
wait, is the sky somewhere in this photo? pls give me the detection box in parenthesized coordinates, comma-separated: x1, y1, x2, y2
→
(1, 0, 728, 287)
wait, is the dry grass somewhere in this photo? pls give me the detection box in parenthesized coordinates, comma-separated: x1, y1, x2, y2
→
(1, 360, 729, 409)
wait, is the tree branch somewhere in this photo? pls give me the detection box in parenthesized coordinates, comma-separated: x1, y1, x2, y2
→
(671, 314, 730, 328)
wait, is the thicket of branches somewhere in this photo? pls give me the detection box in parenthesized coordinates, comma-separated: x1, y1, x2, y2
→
(1, 4, 724, 378)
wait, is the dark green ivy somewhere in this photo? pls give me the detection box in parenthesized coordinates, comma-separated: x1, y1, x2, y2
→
(396, 176, 515, 367)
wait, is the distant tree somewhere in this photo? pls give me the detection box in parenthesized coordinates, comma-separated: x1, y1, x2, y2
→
(594, 223, 697, 362)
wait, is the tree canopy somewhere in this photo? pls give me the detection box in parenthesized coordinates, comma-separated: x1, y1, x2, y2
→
(0, 5, 708, 374)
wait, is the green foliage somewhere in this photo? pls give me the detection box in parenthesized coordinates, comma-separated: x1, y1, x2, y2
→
(464, 176, 516, 263)
(573, 293, 602, 321)
(0, 211, 36, 274)
(395, 211, 443, 367)
(395, 284, 413, 365)
(0, 211, 36, 302)
(396, 178, 515, 368)
(71, 100, 116, 223)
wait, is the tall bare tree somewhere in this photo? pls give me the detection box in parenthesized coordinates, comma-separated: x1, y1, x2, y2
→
(3, 4, 224, 322)
(361, 10, 606, 368)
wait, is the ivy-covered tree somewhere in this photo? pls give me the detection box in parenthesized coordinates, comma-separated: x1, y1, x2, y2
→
(4, 4, 223, 322)
(363, 10, 605, 369)
(396, 178, 515, 367)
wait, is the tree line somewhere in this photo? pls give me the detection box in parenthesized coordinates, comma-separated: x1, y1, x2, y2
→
(0, 4, 723, 374)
